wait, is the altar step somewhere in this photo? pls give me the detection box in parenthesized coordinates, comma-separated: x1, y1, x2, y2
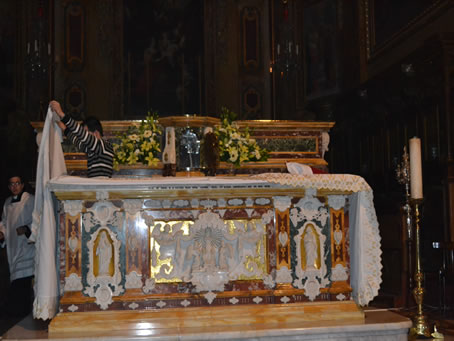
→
(49, 301, 364, 336)
(2, 308, 414, 340)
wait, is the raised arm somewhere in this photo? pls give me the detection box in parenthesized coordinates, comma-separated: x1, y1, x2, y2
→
(49, 100, 104, 155)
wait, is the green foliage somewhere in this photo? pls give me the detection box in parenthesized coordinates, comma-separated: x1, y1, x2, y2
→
(214, 107, 269, 167)
(113, 111, 162, 168)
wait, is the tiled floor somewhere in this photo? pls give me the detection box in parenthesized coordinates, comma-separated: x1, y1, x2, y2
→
(387, 307, 454, 340)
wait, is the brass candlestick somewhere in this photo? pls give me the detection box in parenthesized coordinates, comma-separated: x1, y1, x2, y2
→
(409, 198, 431, 339)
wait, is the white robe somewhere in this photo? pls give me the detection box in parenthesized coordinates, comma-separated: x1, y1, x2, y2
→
(0, 192, 35, 281)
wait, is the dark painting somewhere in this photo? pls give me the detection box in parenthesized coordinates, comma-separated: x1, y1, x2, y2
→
(303, 0, 339, 100)
(373, 0, 441, 48)
(124, 0, 203, 117)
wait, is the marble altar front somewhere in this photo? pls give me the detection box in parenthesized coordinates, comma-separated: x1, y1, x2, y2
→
(37, 173, 381, 334)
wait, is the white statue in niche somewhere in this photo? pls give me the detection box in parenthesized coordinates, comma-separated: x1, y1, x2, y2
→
(96, 230, 112, 276)
(304, 228, 318, 270)
(218, 240, 233, 271)
(186, 243, 202, 271)
(203, 240, 217, 271)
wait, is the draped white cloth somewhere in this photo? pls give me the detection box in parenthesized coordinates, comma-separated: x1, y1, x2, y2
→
(30, 107, 67, 320)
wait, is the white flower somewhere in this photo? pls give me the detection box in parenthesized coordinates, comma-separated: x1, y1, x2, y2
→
(143, 130, 152, 138)
(254, 150, 261, 159)
(129, 134, 139, 141)
(229, 149, 238, 162)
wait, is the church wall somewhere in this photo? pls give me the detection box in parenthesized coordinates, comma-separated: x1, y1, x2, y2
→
(53, 0, 122, 121)
(330, 5, 454, 306)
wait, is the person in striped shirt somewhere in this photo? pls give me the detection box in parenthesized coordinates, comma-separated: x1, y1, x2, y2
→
(50, 100, 114, 178)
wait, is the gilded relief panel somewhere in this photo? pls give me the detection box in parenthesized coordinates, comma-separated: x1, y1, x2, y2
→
(145, 213, 268, 290)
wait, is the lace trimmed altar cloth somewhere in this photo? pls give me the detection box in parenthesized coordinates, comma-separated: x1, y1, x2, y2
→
(251, 173, 382, 306)
(36, 173, 381, 320)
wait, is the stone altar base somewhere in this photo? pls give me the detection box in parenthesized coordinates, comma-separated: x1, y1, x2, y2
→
(2, 308, 411, 341)
(49, 301, 363, 335)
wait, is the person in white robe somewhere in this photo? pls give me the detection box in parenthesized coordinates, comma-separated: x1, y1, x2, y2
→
(0, 174, 35, 318)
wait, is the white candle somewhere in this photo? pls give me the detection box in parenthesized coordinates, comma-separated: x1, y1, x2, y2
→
(34, 40, 38, 52)
(409, 137, 423, 199)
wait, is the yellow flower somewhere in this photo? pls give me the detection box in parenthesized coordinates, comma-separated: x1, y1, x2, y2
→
(117, 151, 126, 161)
(141, 141, 152, 151)
(145, 152, 156, 166)
(127, 153, 138, 164)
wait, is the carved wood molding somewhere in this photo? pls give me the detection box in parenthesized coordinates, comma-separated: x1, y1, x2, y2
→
(242, 7, 260, 69)
(64, 2, 85, 72)
(362, 0, 454, 62)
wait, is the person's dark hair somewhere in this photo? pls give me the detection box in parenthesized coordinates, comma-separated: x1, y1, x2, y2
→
(6, 172, 32, 193)
(7, 172, 23, 185)
(82, 116, 103, 136)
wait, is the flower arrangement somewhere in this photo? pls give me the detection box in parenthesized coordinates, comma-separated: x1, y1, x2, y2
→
(214, 107, 269, 167)
(113, 112, 162, 169)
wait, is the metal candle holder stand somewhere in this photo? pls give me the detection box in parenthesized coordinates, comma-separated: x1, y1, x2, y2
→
(408, 198, 432, 339)
(396, 146, 442, 339)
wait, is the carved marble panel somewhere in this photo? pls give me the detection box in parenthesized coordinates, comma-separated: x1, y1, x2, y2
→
(65, 215, 81, 276)
(84, 227, 124, 310)
(55, 184, 356, 314)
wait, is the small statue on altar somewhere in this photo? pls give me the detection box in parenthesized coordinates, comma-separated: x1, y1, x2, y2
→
(201, 128, 219, 176)
(180, 128, 201, 171)
(162, 127, 176, 176)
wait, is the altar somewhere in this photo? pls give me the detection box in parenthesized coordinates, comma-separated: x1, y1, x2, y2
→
(33, 172, 384, 337)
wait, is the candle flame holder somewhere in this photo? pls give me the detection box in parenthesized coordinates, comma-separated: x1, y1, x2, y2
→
(409, 198, 432, 339)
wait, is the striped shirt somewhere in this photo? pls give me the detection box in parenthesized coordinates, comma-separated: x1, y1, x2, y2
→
(62, 115, 114, 178)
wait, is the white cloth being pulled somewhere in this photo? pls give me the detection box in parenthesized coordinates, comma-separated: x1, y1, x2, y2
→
(31, 107, 67, 320)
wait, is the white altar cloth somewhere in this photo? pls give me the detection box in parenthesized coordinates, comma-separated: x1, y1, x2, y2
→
(251, 173, 382, 306)
(36, 173, 381, 319)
